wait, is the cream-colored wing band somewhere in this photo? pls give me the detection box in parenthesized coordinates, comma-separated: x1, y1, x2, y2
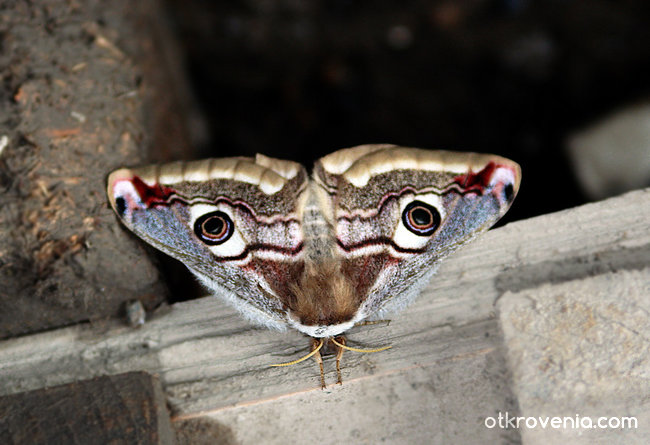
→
(316, 144, 392, 175)
(123, 156, 303, 195)
(319, 144, 519, 188)
(254, 153, 302, 181)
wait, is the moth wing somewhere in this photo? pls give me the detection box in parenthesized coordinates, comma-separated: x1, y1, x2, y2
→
(107, 154, 308, 330)
(313, 144, 521, 320)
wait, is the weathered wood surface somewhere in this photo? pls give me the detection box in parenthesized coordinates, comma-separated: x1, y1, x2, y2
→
(0, 188, 647, 443)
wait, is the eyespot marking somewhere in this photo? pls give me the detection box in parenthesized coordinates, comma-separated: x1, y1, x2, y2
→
(402, 201, 441, 236)
(194, 211, 234, 245)
(504, 182, 514, 203)
(115, 197, 127, 216)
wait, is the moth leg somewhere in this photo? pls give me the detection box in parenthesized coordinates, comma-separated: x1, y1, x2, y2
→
(311, 337, 326, 389)
(334, 336, 346, 385)
(355, 319, 392, 327)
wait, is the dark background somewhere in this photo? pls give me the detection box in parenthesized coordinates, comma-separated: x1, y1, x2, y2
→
(164, 0, 650, 225)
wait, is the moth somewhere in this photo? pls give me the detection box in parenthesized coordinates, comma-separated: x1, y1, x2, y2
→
(107, 144, 521, 387)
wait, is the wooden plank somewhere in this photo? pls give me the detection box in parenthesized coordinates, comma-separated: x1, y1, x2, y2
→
(0, 188, 647, 442)
(0, 372, 174, 445)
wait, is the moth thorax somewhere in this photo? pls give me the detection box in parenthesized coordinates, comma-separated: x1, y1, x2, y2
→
(302, 186, 337, 262)
(287, 261, 360, 327)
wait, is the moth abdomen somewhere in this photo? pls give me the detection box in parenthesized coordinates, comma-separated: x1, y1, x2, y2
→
(285, 260, 362, 328)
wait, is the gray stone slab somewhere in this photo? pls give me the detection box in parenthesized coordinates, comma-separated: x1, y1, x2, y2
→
(0, 372, 174, 445)
(498, 269, 650, 444)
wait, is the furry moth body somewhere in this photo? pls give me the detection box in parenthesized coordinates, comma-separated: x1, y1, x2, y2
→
(107, 144, 521, 386)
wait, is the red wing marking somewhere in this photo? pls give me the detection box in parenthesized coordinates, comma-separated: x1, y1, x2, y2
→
(131, 176, 175, 207)
(453, 161, 497, 193)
